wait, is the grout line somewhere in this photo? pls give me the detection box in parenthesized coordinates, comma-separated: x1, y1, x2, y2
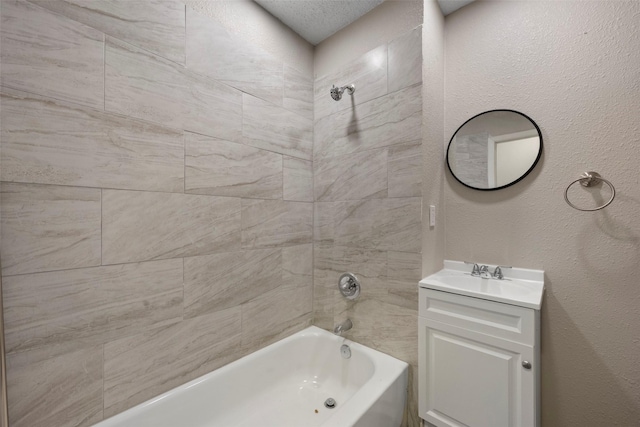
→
(100, 189, 103, 266)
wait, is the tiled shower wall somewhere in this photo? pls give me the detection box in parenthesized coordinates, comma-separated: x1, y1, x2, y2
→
(0, 1, 313, 425)
(312, 27, 423, 427)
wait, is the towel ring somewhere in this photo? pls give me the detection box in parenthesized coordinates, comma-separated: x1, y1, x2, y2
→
(564, 171, 615, 211)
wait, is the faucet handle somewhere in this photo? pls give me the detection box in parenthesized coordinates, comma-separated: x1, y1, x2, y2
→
(464, 261, 481, 276)
(492, 265, 512, 279)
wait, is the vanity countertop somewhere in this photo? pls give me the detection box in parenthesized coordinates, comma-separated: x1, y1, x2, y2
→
(419, 260, 545, 309)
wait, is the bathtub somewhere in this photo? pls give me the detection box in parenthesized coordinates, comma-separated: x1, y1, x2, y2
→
(95, 326, 408, 427)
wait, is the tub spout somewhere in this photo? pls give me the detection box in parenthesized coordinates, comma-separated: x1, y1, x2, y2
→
(334, 319, 352, 336)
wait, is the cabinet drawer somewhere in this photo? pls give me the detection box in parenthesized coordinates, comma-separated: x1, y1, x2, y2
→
(419, 288, 536, 345)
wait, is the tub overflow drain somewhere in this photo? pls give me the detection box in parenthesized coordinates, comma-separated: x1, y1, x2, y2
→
(324, 398, 336, 409)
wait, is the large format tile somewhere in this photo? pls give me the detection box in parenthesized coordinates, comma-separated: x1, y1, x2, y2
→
(106, 37, 185, 128)
(332, 198, 422, 252)
(185, 133, 282, 199)
(241, 199, 313, 248)
(282, 244, 313, 288)
(102, 190, 241, 265)
(183, 71, 243, 142)
(1, 89, 184, 192)
(284, 64, 313, 121)
(387, 251, 422, 310)
(242, 94, 313, 160)
(0, 0, 103, 109)
(30, 0, 186, 63)
(388, 141, 422, 198)
(314, 85, 422, 160)
(314, 148, 388, 201)
(3, 260, 183, 356)
(388, 26, 423, 93)
(283, 156, 313, 202)
(241, 283, 312, 354)
(314, 45, 388, 121)
(313, 244, 387, 331)
(1, 183, 101, 276)
(104, 308, 242, 417)
(186, 7, 283, 106)
(184, 249, 282, 318)
(7, 346, 103, 427)
(321, 244, 388, 302)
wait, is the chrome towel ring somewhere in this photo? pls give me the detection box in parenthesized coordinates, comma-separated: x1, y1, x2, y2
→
(564, 171, 615, 211)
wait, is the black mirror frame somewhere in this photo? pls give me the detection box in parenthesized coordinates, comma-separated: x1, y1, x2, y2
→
(446, 109, 543, 191)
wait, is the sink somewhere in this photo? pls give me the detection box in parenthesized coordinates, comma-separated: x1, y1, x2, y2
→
(419, 260, 544, 309)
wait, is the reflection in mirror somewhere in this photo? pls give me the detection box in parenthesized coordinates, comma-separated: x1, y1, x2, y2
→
(447, 110, 542, 190)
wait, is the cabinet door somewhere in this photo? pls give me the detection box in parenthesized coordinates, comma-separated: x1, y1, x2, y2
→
(419, 318, 536, 427)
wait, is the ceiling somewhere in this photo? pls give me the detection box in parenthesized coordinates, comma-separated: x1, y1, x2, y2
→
(254, 0, 476, 46)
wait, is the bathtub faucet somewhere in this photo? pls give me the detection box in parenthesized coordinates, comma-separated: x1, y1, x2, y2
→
(334, 319, 353, 336)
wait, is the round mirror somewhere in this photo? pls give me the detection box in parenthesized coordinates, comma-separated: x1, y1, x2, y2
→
(446, 110, 542, 190)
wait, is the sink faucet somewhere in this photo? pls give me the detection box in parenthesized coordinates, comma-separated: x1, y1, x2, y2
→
(478, 265, 491, 278)
(334, 319, 353, 336)
(469, 263, 481, 276)
(492, 266, 511, 280)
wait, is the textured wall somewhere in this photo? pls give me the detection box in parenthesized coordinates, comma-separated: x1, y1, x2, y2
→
(0, 1, 313, 425)
(312, 24, 424, 426)
(314, 0, 423, 78)
(444, 1, 640, 425)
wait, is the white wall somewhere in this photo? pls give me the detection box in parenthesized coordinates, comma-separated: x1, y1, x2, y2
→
(443, 1, 640, 424)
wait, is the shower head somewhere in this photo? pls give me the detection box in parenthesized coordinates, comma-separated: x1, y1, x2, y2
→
(330, 84, 355, 101)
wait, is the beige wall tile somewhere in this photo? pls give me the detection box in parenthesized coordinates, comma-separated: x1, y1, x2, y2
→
(282, 244, 313, 288)
(3, 259, 183, 356)
(388, 141, 422, 198)
(7, 346, 103, 427)
(1, 183, 101, 276)
(312, 244, 336, 330)
(314, 148, 388, 201)
(0, 0, 103, 109)
(183, 71, 243, 143)
(1, 89, 184, 192)
(185, 133, 283, 199)
(184, 249, 282, 319)
(387, 251, 422, 310)
(102, 190, 241, 265)
(30, 0, 186, 63)
(332, 198, 422, 252)
(103, 307, 242, 417)
(314, 45, 388, 122)
(241, 199, 313, 249)
(283, 156, 313, 202)
(105, 37, 185, 128)
(313, 201, 336, 245)
(314, 84, 422, 160)
(388, 26, 422, 93)
(284, 64, 313, 121)
(241, 283, 312, 354)
(186, 7, 283, 106)
(242, 94, 313, 160)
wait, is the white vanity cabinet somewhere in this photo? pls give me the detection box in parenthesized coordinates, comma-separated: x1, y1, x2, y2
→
(418, 261, 543, 427)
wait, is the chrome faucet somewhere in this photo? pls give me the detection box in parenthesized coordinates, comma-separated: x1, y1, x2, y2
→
(478, 264, 491, 278)
(492, 266, 511, 280)
(470, 263, 481, 276)
(334, 319, 353, 336)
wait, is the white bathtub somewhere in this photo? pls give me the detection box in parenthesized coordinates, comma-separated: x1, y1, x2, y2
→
(95, 326, 408, 427)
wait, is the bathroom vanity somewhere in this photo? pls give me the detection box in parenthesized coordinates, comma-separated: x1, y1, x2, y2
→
(418, 260, 544, 427)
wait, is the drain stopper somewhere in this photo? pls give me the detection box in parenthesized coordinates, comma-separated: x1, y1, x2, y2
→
(324, 398, 336, 409)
